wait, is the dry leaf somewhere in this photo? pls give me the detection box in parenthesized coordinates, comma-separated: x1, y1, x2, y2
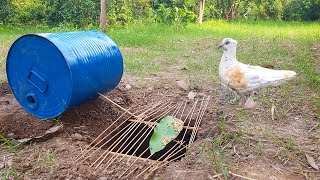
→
(45, 125, 63, 134)
(271, 104, 276, 121)
(305, 154, 319, 170)
(17, 138, 32, 143)
(188, 91, 197, 100)
(244, 96, 256, 109)
(17, 125, 63, 143)
(176, 80, 189, 91)
(125, 84, 132, 90)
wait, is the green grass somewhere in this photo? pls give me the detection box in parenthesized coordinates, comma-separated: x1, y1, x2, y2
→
(0, 20, 319, 107)
(0, 20, 319, 178)
(0, 133, 21, 154)
(2, 165, 18, 180)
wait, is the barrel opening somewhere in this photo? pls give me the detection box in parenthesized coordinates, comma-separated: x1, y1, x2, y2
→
(26, 93, 38, 110)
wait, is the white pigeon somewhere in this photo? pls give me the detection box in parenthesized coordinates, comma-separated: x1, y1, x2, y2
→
(218, 38, 297, 94)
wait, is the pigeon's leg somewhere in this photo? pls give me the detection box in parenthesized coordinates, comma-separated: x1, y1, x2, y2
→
(249, 91, 258, 100)
(219, 82, 241, 104)
(238, 92, 247, 103)
(219, 82, 230, 98)
(229, 90, 241, 105)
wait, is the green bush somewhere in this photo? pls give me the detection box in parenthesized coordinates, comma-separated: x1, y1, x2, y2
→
(11, 0, 47, 25)
(0, 0, 14, 24)
(45, 0, 99, 27)
(153, 0, 196, 23)
(284, 0, 320, 21)
(0, 0, 319, 28)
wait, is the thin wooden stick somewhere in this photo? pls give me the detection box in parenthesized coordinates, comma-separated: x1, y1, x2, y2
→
(120, 104, 177, 160)
(87, 121, 136, 166)
(118, 103, 184, 178)
(92, 121, 144, 168)
(118, 148, 150, 179)
(143, 98, 209, 178)
(88, 103, 162, 167)
(173, 102, 184, 117)
(229, 171, 256, 180)
(208, 173, 223, 179)
(190, 96, 210, 144)
(136, 142, 185, 178)
(98, 92, 138, 118)
(144, 153, 186, 178)
(92, 102, 168, 169)
(73, 107, 132, 163)
(100, 104, 173, 171)
(136, 101, 198, 178)
(309, 122, 319, 132)
(77, 107, 146, 163)
(147, 142, 187, 173)
(189, 97, 206, 144)
(79, 101, 157, 163)
(173, 171, 181, 180)
(91, 118, 150, 168)
(180, 100, 198, 144)
(301, 150, 320, 156)
(101, 103, 175, 170)
(136, 101, 191, 171)
(128, 119, 198, 130)
(179, 100, 188, 121)
(77, 109, 143, 163)
(107, 151, 159, 162)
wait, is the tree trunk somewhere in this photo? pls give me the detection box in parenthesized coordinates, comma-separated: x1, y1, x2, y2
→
(100, 0, 107, 31)
(198, 0, 205, 24)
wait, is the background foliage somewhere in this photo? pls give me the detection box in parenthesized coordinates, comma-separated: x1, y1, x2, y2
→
(0, 0, 319, 27)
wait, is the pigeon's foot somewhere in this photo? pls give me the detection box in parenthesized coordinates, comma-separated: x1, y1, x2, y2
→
(229, 91, 241, 105)
(218, 83, 241, 105)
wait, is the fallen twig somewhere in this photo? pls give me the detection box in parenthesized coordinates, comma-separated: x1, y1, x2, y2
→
(98, 92, 138, 119)
(208, 173, 223, 180)
(309, 123, 319, 133)
(269, 163, 283, 175)
(229, 171, 256, 180)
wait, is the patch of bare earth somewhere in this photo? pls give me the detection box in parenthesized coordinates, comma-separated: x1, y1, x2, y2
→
(0, 78, 215, 179)
(1, 57, 319, 179)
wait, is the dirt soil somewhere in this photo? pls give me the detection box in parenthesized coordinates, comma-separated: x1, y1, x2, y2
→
(1, 74, 319, 180)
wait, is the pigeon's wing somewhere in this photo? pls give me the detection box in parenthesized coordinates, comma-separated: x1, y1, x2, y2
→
(225, 64, 264, 91)
(229, 63, 297, 93)
(246, 64, 296, 81)
(240, 64, 270, 91)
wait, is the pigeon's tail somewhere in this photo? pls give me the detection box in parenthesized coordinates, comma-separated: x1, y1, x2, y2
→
(282, 70, 297, 80)
(268, 70, 297, 86)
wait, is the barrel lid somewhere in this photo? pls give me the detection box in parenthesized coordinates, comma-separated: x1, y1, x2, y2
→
(6, 34, 72, 119)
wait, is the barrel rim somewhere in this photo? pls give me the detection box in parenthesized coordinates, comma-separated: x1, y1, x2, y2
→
(6, 33, 73, 119)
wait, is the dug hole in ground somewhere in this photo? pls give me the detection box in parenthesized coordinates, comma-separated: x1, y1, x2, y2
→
(0, 73, 319, 180)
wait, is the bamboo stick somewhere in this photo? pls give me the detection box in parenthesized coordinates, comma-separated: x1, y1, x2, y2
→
(118, 103, 184, 178)
(92, 102, 167, 169)
(73, 107, 132, 163)
(101, 103, 175, 170)
(98, 92, 138, 118)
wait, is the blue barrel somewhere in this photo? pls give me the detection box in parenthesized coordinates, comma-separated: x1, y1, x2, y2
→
(6, 30, 123, 119)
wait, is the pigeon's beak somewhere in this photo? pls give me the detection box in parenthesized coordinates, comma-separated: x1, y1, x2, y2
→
(218, 44, 224, 49)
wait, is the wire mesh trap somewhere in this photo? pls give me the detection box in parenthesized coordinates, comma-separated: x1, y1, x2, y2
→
(74, 94, 210, 179)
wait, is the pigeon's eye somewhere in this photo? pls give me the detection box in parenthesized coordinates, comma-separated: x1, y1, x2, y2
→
(225, 41, 230, 45)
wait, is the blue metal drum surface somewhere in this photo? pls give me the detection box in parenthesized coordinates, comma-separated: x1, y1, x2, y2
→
(6, 30, 123, 119)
